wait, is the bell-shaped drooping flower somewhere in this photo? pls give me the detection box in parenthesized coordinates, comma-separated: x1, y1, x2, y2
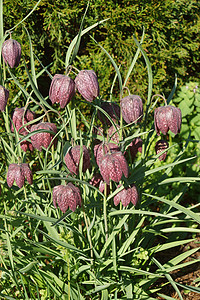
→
(11, 107, 35, 152)
(125, 137, 143, 159)
(30, 122, 57, 151)
(154, 105, 182, 136)
(53, 183, 81, 212)
(49, 74, 75, 108)
(114, 184, 139, 207)
(75, 70, 99, 102)
(107, 124, 120, 143)
(7, 163, 33, 188)
(0, 85, 9, 111)
(99, 151, 129, 184)
(11, 107, 35, 134)
(89, 173, 110, 194)
(121, 95, 143, 124)
(20, 131, 34, 152)
(2, 39, 21, 68)
(94, 142, 119, 166)
(155, 140, 169, 161)
(64, 145, 90, 175)
(97, 101, 120, 125)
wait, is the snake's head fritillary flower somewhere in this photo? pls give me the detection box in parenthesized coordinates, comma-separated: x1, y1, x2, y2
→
(99, 151, 129, 184)
(154, 105, 182, 136)
(94, 142, 119, 166)
(75, 70, 99, 102)
(97, 101, 120, 125)
(125, 137, 143, 159)
(89, 173, 110, 194)
(64, 145, 90, 175)
(155, 140, 169, 161)
(49, 74, 75, 108)
(114, 184, 139, 207)
(11, 107, 35, 134)
(7, 163, 32, 188)
(2, 39, 21, 68)
(53, 183, 81, 212)
(121, 95, 143, 124)
(30, 122, 57, 151)
(0, 85, 9, 111)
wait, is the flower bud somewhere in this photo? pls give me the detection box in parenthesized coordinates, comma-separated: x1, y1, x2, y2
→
(49, 74, 75, 108)
(75, 70, 99, 102)
(2, 39, 21, 68)
(154, 105, 182, 136)
(0, 85, 9, 111)
(121, 95, 143, 124)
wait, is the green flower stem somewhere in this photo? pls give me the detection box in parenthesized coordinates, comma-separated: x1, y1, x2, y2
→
(104, 183, 108, 241)
(66, 250, 70, 300)
(82, 186, 93, 260)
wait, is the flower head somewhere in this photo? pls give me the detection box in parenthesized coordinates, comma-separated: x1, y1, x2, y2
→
(53, 183, 81, 212)
(30, 122, 57, 151)
(7, 163, 33, 188)
(99, 151, 129, 184)
(154, 105, 182, 136)
(114, 184, 139, 207)
(0, 85, 9, 111)
(49, 74, 75, 108)
(75, 70, 99, 102)
(64, 145, 90, 175)
(2, 39, 21, 68)
(94, 142, 119, 166)
(121, 95, 143, 124)
(98, 101, 120, 125)
(155, 140, 169, 161)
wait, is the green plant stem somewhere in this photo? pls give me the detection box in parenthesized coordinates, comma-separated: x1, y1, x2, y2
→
(82, 188, 93, 260)
(67, 250, 70, 300)
(104, 183, 108, 241)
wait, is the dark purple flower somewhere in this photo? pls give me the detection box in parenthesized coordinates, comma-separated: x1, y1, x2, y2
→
(107, 124, 120, 143)
(97, 101, 120, 125)
(64, 145, 90, 175)
(75, 70, 99, 102)
(53, 183, 81, 212)
(121, 95, 143, 124)
(0, 85, 9, 111)
(49, 74, 75, 108)
(30, 122, 57, 151)
(154, 105, 182, 136)
(155, 140, 169, 161)
(7, 163, 32, 188)
(99, 151, 129, 184)
(125, 137, 143, 159)
(114, 184, 139, 207)
(2, 39, 21, 68)
(89, 173, 110, 194)
(11, 107, 35, 134)
(94, 142, 119, 166)
(20, 131, 34, 152)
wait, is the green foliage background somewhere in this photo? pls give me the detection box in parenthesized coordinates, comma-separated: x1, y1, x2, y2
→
(3, 0, 200, 100)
